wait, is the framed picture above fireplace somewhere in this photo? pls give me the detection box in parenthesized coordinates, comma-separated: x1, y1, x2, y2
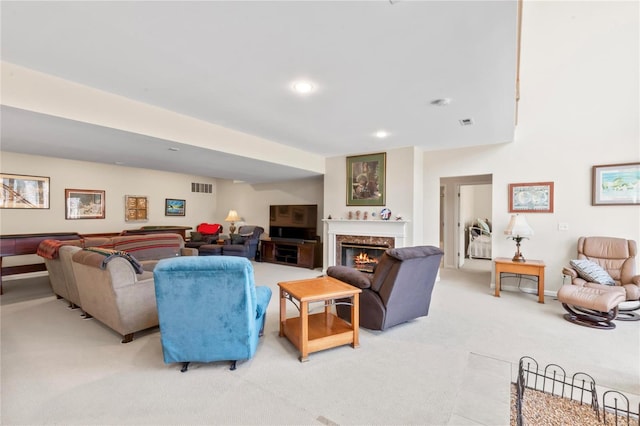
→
(346, 152, 386, 206)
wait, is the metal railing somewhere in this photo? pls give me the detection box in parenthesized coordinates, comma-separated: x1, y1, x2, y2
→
(515, 356, 639, 426)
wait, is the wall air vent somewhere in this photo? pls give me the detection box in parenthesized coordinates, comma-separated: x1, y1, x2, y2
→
(459, 118, 474, 126)
(191, 182, 213, 194)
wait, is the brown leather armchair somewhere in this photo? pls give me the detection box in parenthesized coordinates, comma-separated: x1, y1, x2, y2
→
(562, 236, 640, 321)
(327, 246, 443, 331)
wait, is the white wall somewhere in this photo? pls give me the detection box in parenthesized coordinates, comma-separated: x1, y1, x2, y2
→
(324, 146, 422, 246)
(1, 151, 324, 267)
(0, 151, 218, 235)
(215, 177, 324, 237)
(423, 1, 640, 292)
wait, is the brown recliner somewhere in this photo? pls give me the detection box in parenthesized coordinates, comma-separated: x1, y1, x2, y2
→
(327, 246, 444, 331)
(562, 236, 640, 321)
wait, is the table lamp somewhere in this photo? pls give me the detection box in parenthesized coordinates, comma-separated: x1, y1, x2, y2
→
(504, 214, 534, 262)
(225, 210, 241, 235)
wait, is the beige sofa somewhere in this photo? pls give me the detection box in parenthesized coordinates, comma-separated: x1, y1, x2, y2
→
(38, 234, 197, 341)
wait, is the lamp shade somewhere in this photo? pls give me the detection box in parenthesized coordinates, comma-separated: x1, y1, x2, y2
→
(225, 210, 241, 222)
(504, 214, 534, 237)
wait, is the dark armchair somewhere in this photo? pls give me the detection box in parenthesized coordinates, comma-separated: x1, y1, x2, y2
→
(327, 245, 444, 331)
(222, 226, 264, 260)
(185, 223, 223, 249)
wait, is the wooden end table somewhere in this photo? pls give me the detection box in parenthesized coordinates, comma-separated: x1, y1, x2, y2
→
(278, 276, 361, 362)
(494, 257, 546, 303)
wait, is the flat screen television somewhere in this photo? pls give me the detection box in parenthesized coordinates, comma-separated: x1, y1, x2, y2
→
(269, 204, 318, 243)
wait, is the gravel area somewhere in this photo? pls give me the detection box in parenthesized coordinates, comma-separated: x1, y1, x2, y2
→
(510, 384, 639, 426)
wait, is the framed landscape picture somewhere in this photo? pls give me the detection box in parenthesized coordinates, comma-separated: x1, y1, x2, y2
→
(346, 152, 386, 206)
(0, 173, 50, 209)
(592, 162, 640, 206)
(508, 182, 554, 213)
(65, 189, 105, 219)
(165, 198, 186, 216)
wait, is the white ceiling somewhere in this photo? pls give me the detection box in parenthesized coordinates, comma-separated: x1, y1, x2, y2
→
(1, 1, 518, 183)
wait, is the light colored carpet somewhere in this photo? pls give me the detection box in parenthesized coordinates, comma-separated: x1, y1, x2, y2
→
(1, 262, 638, 425)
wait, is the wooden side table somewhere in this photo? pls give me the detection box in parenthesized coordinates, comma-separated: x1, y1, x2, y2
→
(494, 257, 546, 303)
(278, 276, 361, 362)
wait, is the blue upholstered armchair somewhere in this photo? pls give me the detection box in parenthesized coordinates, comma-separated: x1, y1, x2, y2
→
(153, 256, 272, 372)
(222, 225, 264, 259)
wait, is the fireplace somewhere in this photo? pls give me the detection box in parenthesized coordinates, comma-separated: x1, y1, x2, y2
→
(335, 234, 394, 270)
(323, 218, 408, 269)
(340, 242, 388, 273)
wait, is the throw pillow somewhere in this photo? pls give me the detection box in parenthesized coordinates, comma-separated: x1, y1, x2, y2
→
(190, 232, 203, 242)
(569, 259, 616, 285)
(477, 218, 491, 234)
(231, 235, 245, 245)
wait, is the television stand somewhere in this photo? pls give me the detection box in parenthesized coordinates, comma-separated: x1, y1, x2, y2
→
(260, 239, 322, 269)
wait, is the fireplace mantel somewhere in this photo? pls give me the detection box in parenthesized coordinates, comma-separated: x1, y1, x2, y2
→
(323, 219, 409, 268)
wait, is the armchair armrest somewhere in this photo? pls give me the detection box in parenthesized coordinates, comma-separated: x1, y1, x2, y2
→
(562, 267, 578, 279)
(327, 266, 372, 289)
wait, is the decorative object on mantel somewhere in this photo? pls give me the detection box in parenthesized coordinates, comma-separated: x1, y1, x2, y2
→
(504, 214, 534, 262)
(380, 208, 392, 220)
(395, 216, 403, 221)
(355, 210, 361, 220)
(348, 211, 353, 220)
(327, 214, 332, 219)
(592, 162, 640, 206)
(346, 152, 386, 206)
(363, 212, 368, 220)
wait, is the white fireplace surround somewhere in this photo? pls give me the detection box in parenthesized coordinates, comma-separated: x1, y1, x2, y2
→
(323, 219, 408, 268)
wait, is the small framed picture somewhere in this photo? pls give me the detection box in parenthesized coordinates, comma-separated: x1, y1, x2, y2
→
(65, 189, 106, 219)
(165, 198, 186, 216)
(508, 182, 554, 213)
(592, 162, 640, 206)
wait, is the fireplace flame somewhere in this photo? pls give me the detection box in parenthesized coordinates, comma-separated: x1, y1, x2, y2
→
(354, 252, 379, 265)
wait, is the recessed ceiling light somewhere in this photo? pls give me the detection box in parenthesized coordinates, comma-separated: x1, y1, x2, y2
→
(292, 80, 315, 94)
(375, 130, 389, 138)
(168, 147, 180, 152)
(430, 98, 452, 106)
(459, 118, 474, 126)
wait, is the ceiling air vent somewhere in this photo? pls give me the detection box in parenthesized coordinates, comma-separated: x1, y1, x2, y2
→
(459, 118, 474, 126)
(191, 182, 213, 194)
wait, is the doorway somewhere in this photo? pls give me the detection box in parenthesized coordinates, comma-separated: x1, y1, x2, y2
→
(439, 174, 493, 270)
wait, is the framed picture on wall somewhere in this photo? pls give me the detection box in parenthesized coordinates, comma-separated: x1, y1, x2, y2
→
(125, 195, 148, 221)
(508, 182, 554, 213)
(0, 173, 50, 209)
(165, 198, 186, 216)
(65, 189, 105, 219)
(592, 162, 640, 206)
(346, 152, 386, 206)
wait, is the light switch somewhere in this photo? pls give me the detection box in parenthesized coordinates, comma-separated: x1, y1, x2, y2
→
(558, 223, 569, 231)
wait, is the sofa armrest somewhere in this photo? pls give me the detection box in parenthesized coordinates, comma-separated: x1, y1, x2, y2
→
(327, 266, 372, 289)
(631, 274, 640, 285)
